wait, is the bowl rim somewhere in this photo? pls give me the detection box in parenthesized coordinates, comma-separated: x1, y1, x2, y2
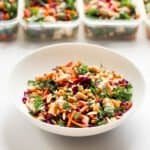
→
(9, 42, 147, 131)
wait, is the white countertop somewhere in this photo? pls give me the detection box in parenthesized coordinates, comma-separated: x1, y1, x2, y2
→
(0, 26, 150, 150)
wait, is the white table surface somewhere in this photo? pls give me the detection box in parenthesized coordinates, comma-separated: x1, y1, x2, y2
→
(0, 25, 150, 150)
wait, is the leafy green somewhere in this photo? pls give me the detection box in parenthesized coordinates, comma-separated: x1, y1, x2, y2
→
(33, 96, 44, 111)
(97, 119, 107, 126)
(73, 112, 81, 120)
(98, 110, 105, 119)
(118, 12, 131, 20)
(28, 80, 37, 86)
(4, 0, 17, 19)
(112, 84, 133, 101)
(86, 8, 99, 18)
(77, 64, 88, 75)
(104, 106, 114, 117)
(30, 7, 39, 16)
(45, 80, 58, 92)
(121, 0, 131, 6)
(99, 84, 133, 101)
(5, 2, 11, 11)
(99, 88, 109, 98)
(58, 119, 65, 127)
(90, 81, 98, 95)
(66, 0, 76, 9)
(121, 0, 136, 15)
(27, 79, 57, 92)
(63, 102, 70, 110)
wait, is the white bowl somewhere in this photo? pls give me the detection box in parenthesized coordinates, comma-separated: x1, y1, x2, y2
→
(9, 43, 145, 137)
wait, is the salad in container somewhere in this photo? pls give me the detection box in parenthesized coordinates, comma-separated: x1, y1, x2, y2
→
(0, 0, 18, 41)
(81, 0, 141, 40)
(143, 0, 150, 39)
(20, 0, 80, 40)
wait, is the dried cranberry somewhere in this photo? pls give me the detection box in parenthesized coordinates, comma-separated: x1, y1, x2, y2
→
(72, 86, 78, 94)
(22, 97, 27, 104)
(119, 79, 129, 87)
(74, 77, 91, 89)
(44, 114, 54, 122)
(120, 101, 132, 111)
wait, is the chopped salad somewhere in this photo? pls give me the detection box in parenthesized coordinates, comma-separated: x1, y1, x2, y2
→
(144, 0, 150, 16)
(24, 0, 78, 23)
(22, 61, 133, 128)
(84, 0, 139, 20)
(0, 0, 17, 20)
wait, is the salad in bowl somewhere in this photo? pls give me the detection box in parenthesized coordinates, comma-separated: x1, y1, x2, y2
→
(23, 61, 133, 128)
(9, 43, 145, 136)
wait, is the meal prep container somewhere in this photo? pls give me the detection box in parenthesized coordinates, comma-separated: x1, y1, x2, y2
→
(142, 0, 150, 39)
(145, 20, 150, 39)
(0, 2, 19, 41)
(19, 0, 80, 40)
(81, 0, 142, 40)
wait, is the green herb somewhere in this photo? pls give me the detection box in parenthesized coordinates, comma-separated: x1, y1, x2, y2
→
(121, 0, 131, 6)
(90, 86, 97, 94)
(33, 96, 44, 111)
(104, 106, 114, 117)
(99, 84, 133, 101)
(129, 4, 136, 15)
(73, 112, 81, 120)
(33, 16, 44, 22)
(99, 88, 110, 98)
(4, 0, 17, 19)
(112, 84, 133, 101)
(89, 81, 95, 93)
(63, 102, 70, 110)
(30, 7, 39, 16)
(5, 2, 11, 11)
(58, 119, 65, 127)
(27, 80, 37, 86)
(98, 110, 104, 119)
(28, 79, 57, 91)
(86, 8, 99, 18)
(97, 119, 107, 126)
(45, 80, 57, 92)
(121, 0, 135, 15)
(118, 12, 131, 20)
(66, 0, 76, 9)
(77, 64, 88, 75)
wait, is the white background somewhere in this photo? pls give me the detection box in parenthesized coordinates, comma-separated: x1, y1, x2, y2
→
(0, 25, 150, 150)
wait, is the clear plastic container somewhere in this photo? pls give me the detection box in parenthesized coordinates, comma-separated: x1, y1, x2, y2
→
(20, 0, 80, 40)
(0, 1, 19, 41)
(145, 21, 150, 39)
(81, 0, 142, 40)
(142, 0, 150, 39)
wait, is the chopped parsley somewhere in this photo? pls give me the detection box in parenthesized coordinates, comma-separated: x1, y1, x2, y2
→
(112, 84, 133, 101)
(73, 112, 81, 120)
(63, 102, 70, 110)
(77, 64, 88, 75)
(58, 119, 65, 127)
(33, 96, 44, 111)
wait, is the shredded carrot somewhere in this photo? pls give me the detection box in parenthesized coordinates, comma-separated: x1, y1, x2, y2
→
(43, 88, 49, 96)
(80, 105, 88, 113)
(71, 120, 88, 128)
(67, 111, 76, 127)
